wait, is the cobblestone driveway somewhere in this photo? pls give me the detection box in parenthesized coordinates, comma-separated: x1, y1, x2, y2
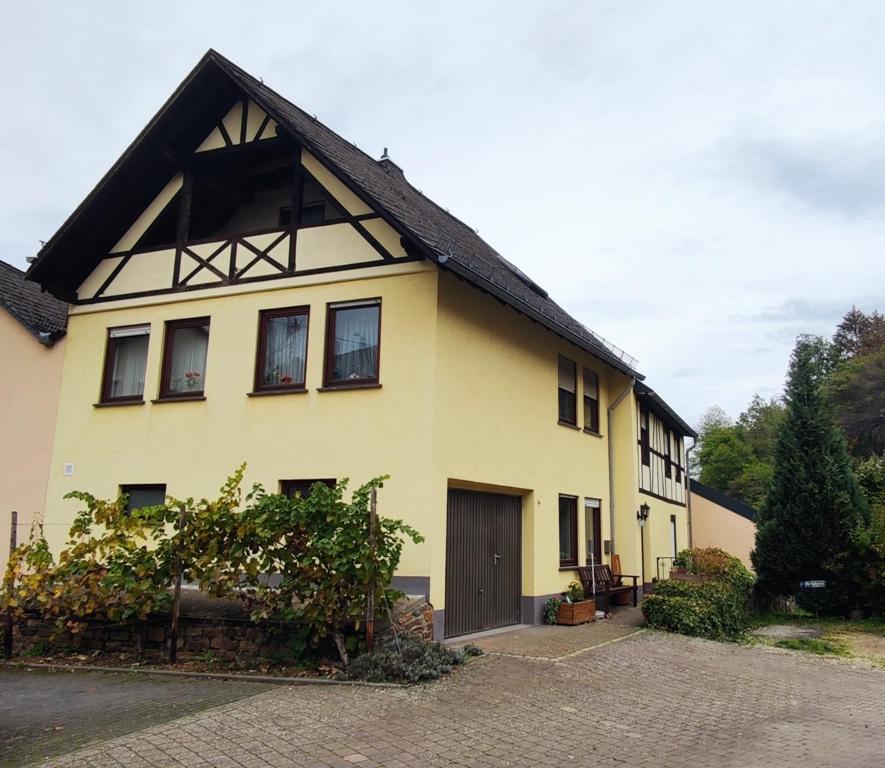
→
(18, 629, 885, 768)
(0, 668, 272, 767)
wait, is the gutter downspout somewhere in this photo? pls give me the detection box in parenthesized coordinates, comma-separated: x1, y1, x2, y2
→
(607, 378, 635, 561)
(685, 439, 696, 548)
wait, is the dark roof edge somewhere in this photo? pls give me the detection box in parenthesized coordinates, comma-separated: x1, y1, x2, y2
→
(689, 480, 757, 521)
(439, 260, 644, 379)
(634, 382, 697, 437)
(208, 52, 644, 379)
(26, 50, 221, 284)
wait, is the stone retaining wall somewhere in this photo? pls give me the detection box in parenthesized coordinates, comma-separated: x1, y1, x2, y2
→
(10, 598, 435, 662)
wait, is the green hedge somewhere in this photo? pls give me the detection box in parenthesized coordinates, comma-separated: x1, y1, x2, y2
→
(642, 548, 755, 640)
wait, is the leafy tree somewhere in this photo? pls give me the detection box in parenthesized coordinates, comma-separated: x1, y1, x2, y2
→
(727, 458, 773, 511)
(752, 338, 870, 612)
(828, 347, 885, 459)
(737, 395, 785, 464)
(696, 427, 754, 494)
(832, 306, 885, 361)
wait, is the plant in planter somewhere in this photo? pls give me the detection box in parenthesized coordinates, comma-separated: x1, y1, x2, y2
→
(555, 581, 597, 626)
(543, 596, 562, 625)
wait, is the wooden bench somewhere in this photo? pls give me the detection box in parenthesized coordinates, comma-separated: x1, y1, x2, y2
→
(576, 564, 639, 612)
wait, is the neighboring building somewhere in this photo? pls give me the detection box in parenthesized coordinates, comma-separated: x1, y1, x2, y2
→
(689, 481, 757, 569)
(0, 259, 67, 572)
(25, 50, 696, 638)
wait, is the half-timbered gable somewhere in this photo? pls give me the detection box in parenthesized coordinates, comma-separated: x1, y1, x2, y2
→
(635, 382, 695, 506)
(76, 136, 412, 302)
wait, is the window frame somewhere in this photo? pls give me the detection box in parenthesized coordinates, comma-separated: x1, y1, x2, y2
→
(120, 483, 166, 514)
(670, 514, 678, 558)
(323, 299, 382, 389)
(583, 368, 600, 434)
(663, 425, 672, 478)
(557, 355, 578, 426)
(281, 478, 336, 499)
(640, 406, 651, 466)
(558, 494, 579, 568)
(253, 306, 310, 393)
(100, 324, 151, 404)
(584, 497, 603, 565)
(158, 316, 211, 400)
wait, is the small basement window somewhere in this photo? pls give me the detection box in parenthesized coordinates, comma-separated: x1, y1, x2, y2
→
(281, 479, 336, 499)
(121, 484, 166, 513)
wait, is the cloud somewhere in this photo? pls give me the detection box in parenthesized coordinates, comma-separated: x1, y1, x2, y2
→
(730, 133, 885, 217)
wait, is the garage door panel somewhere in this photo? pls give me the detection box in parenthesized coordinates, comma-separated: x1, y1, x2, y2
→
(445, 489, 521, 638)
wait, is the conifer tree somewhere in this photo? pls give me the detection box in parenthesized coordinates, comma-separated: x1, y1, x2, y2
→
(752, 337, 869, 612)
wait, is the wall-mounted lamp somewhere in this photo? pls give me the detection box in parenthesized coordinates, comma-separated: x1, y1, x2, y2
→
(637, 503, 650, 528)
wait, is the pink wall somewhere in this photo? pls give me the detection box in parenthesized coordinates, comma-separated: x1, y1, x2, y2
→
(0, 310, 65, 570)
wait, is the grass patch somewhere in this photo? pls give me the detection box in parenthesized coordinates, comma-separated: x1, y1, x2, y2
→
(774, 637, 850, 656)
(752, 613, 885, 636)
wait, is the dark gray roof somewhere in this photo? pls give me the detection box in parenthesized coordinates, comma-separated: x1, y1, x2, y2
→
(211, 52, 643, 379)
(689, 480, 757, 522)
(634, 381, 698, 438)
(25, 49, 641, 377)
(0, 259, 67, 343)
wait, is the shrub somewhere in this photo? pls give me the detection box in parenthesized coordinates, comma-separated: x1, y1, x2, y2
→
(344, 635, 469, 683)
(543, 597, 562, 624)
(2, 467, 424, 666)
(643, 549, 755, 640)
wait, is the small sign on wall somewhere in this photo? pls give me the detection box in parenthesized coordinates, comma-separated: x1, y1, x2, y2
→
(63, 463, 74, 477)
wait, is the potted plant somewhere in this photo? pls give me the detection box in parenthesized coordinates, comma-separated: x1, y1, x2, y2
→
(555, 581, 596, 625)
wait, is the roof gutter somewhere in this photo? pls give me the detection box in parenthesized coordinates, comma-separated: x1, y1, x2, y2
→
(607, 377, 635, 560)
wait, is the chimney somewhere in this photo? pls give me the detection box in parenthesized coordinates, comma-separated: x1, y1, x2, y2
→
(378, 147, 404, 177)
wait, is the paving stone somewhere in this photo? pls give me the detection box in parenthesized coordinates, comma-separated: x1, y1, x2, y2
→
(6, 626, 883, 768)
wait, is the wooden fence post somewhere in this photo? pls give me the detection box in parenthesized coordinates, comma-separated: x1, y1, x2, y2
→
(366, 489, 377, 653)
(4, 511, 18, 659)
(168, 503, 187, 664)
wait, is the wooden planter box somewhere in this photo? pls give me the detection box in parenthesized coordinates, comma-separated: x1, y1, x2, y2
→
(556, 599, 596, 625)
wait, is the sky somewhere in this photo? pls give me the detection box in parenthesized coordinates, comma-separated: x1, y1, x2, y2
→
(1, 1, 883, 426)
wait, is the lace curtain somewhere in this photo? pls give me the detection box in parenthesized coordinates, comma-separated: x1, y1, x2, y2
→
(262, 314, 307, 386)
(332, 305, 379, 381)
(168, 325, 209, 393)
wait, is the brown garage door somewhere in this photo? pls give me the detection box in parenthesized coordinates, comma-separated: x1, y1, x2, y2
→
(445, 488, 522, 638)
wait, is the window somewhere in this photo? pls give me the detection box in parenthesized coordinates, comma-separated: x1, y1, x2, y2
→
(557, 355, 577, 425)
(324, 300, 381, 386)
(121, 484, 166, 513)
(281, 478, 336, 499)
(254, 307, 309, 392)
(663, 426, 672, 478)
(583, 368, 600, 433)
(670, 514, 678, 558)
(640, 407, 650, 466)
(278, 178, 346, 228)
(101, 324, 150, 403)
(674, 438, 683, 483)
(558, 495, 578, 567)
(584, 498, 602, 565)
(159, 317, 210, 398)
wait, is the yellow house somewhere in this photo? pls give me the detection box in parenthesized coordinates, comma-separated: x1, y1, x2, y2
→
(0, 260, 67, 572)
(25, 51, 696, 638)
